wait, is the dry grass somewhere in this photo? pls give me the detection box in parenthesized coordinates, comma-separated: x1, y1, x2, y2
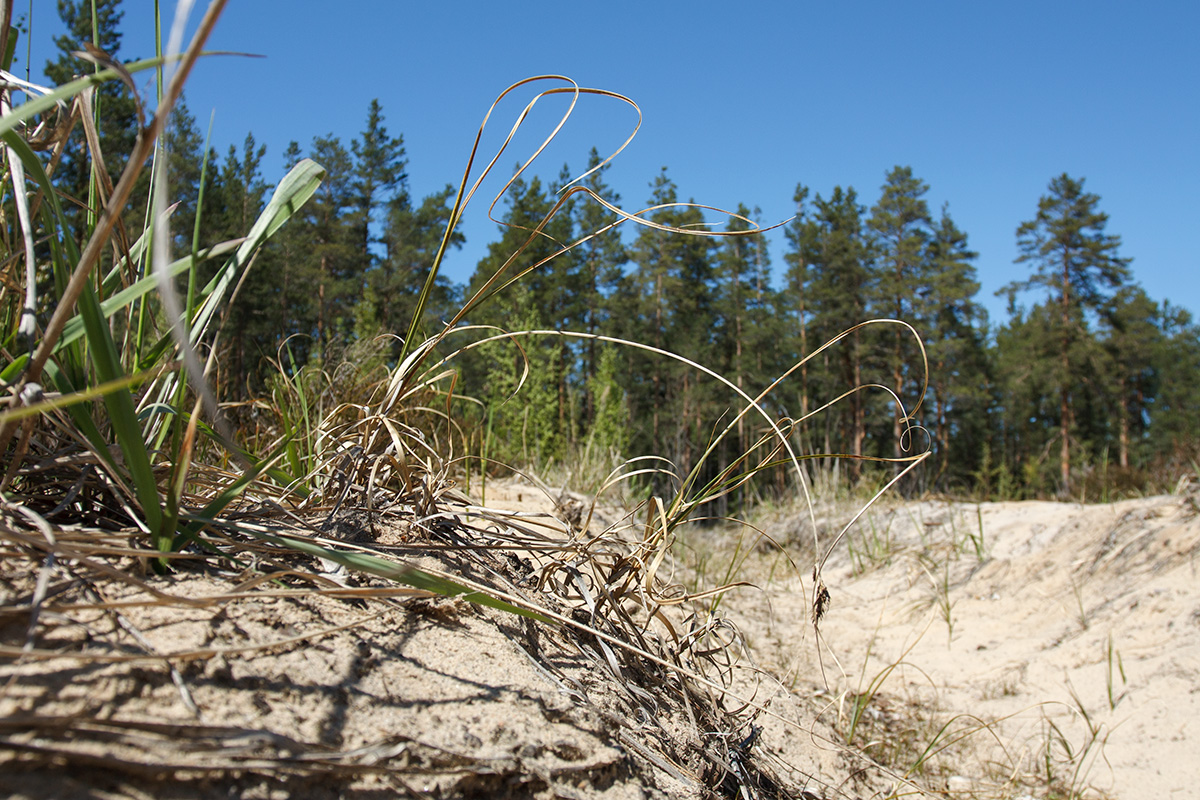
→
(0, 4, 949, 798)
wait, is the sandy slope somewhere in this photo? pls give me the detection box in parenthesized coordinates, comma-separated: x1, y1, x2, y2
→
(0, 482, 885, 799)
(728, 489, 1200, 798)
(2, 482, 1196, 798)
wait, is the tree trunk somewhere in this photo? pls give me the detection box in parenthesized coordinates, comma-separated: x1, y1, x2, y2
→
(1118, 383, 1130, 469)
(1060, 386, 1071, 491)
(318, 254, 328, 360)
(893, 333, 904, 468)
(851, 330, 864, 482)
(1059, 251, 1073, 493)
(935, 379, 949, 484)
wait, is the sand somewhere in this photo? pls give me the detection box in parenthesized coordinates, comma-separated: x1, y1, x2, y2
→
(2, 481, 1197, 798)
(725, 487, 1200, 798)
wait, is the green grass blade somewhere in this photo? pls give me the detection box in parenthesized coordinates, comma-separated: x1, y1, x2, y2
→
(55, 240, 242, 353)
(0, 54, 170, 137)
(186, 158, 325, 344)
(0, 370, 155, 427)
(0, 354, 29, 382)
(74, 278, 165, 538)
(202, 522, 550, 622)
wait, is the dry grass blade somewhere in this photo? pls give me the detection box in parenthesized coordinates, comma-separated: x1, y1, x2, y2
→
(0, 27, 954, 793)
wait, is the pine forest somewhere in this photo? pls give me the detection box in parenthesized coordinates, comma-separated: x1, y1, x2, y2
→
(9, 2, 1200, 510)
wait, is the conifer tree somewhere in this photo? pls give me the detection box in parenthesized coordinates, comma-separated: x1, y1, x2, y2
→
(1147, 304, 1200, 464)
(282, 139, 303, 171)
(572, 148, 627, 427)
(784, 185, 873, 476)
(252, 140, 319, 366)
(713, 203, 777, 491)
(304, 135, 359, 359)
(376, 185, 463, 337)
(868, 166, 932, 466)
(586, 345, 630, 457)
(162, 98, 212, 251)
(350, 99, 408, 271)
(923, 205, 988, 485)
(992, 303, 1060, 495)
(626, 169, 716, 479)
(545, 164, 586, 443)
(465, 174, 574, 461)
(216, 134, 269, 389)
(468, 175, 570, 331)
(1005, 174, 1131, 492)
(782, 185, 814, 450)
(45, 0, 142, 236)
(216, 133, 267, 240)
(1099, 286, 1163, 468)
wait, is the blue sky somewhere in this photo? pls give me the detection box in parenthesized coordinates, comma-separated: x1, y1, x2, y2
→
(21, 1, 1200, 325)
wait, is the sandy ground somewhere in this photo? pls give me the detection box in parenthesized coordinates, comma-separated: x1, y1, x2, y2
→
(723, 486, 1200, 798)
(2, 480, 1197, 798)
(0, 482, 882, 799)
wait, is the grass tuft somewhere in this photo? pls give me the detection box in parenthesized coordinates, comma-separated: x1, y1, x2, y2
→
(0, 8, 950, 796)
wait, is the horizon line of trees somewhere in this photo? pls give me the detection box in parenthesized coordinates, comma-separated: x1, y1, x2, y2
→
(146, 99, 1200, 501)
(38, 0, 1200, 503)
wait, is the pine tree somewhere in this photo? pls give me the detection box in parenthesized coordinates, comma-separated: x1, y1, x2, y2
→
(1098, 286, 1163, 469)
(467, 174, 570, 331)
(782, 185, 814, 450)
(350, 99, 408, 271)
(252, 141, 319, 367)
(1005, 174, 1131, 492)
(215, 133, 267, 240)
(868, 166, 932, 467)
(376, 185, 463, 337)
(1147, 303, 1200, 465)
(924, 205, 988, 485)
(783, 185, 873, 477)
(45, 0, 143, 237)
(992, 302, 1061, 496)
(626, 169, 717, 481)
(479, 282, 561, 467)
(283, 139, 303, 171)
(163, 98, 206, 251)
(465, 173, 574, 462)
(572, 148, 627, 427)
(712, 203, 777, 501)
(586, 345, 630, 457)
(544, 164, 587, 445)
(304, 135, 359, 359)
(215, 134, 269, 389)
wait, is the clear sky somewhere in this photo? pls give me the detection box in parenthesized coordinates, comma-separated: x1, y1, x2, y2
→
(20, 1, 1200, 325)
